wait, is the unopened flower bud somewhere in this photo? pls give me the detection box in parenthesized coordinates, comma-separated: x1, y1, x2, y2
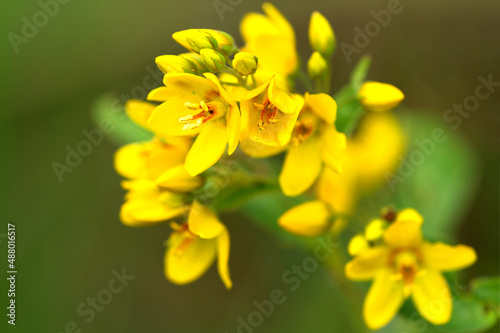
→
(179, 52, 209, 72)
(309, 11, 335, 56)
(359, 82, 405, 112)
(200, 49, 226, 72)
(232, 51, 258, 76)
(173, 30, 218, 53)
(307, 52, 327, 78)
(155, 55, 196, 74)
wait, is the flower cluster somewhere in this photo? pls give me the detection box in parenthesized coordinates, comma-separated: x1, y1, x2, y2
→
(112, 2, 477, 329)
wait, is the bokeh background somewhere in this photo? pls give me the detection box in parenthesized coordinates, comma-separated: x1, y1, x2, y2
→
(1, 0, 499, 332)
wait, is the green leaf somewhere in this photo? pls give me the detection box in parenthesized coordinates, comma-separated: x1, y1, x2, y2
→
(432, 296, 498, 333)
(91, 94, 153, 145)
(334, 55, 371, 135)
(472, 277, 500, 305)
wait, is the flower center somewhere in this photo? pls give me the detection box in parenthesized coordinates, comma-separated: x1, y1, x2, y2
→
(179, 101, 216, 130)
(390, 250, 424, 296)
(291, 120, 314, 146)
(172, 223, 198, 257)
(254, 100, 279, 130)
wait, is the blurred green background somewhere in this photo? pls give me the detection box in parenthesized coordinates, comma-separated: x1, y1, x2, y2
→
(1, 0, 499, 332)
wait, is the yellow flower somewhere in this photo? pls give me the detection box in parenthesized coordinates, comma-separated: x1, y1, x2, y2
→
(345, 209, 477, 329)
(239, 76, 303, 147)
(114, 139, 202, 226)
(359, 81, 404, 112)
(240, 2, 298, 77)
(309, 11, 335, 57)
(279, 93, 346, 196)
(165, 201, 232, 289)
(147, 73, 241, 176)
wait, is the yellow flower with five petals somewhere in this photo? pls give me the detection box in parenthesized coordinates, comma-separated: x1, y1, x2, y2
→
(165, 201, 232, 289)
(345, 209, 477, 329)
(147, 73, 241, 176)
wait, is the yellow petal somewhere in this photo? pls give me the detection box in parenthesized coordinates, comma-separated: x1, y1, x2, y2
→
(165, 233, 217, 285)
(125, 99, 155, 129)
(396, 208, 424, 224)
(348, 234, 369, 256)
(120, 196, 188, 227)
(147, 87, 170, 102)
(364, 218, 388, 241)
(384, 219, 423, 248)
(359, 81, 404, 112)
(148, 96, 202, 137)
(268, 78, 303, 114)
(278, 200, 331, 236)
(216, 227, 232, 289)
(188, 201, 224, 239)
(279, 136, 323, 196)
(316, 166, 356, 214)
(350, 113, 406, 187)
(321, 124, 346, 173)
(246, 35, 298, 75)
(155, 165, 203, 192)
(411, 270, 452, 325)
(145, 141, 189, 180)
(363, 269, 405, 330)
(162, 73, 217, 100)
(421, 242, 477, 272)
(225, 105, 241, 155)
(305, 93, 337, 124)
(203, 72, 236, 105)
(239, 139, 287, 158)
(114, 143, 148, 179)
(261, 2, 295, 40)
(345, 246, 390, 281)
(184, 119, 227, 176)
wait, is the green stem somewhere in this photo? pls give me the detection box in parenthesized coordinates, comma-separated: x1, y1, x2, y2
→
(296, 69, 314, 93)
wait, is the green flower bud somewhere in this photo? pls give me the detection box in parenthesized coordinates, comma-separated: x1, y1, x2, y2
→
(200, 49, 226, 72)
(155, 55, 197, 74)
(309, 11, 335, 56)
(232, 51, 258, 76)
(307, 52, 328, 78)
(179, 52, 209, 72)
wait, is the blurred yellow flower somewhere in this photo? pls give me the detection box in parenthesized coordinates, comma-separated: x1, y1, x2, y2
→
(345, 209, 477, 329)
(240, 2, 298, 77)
(165, 201, 232, 289)
(147, 73, 241, 176)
